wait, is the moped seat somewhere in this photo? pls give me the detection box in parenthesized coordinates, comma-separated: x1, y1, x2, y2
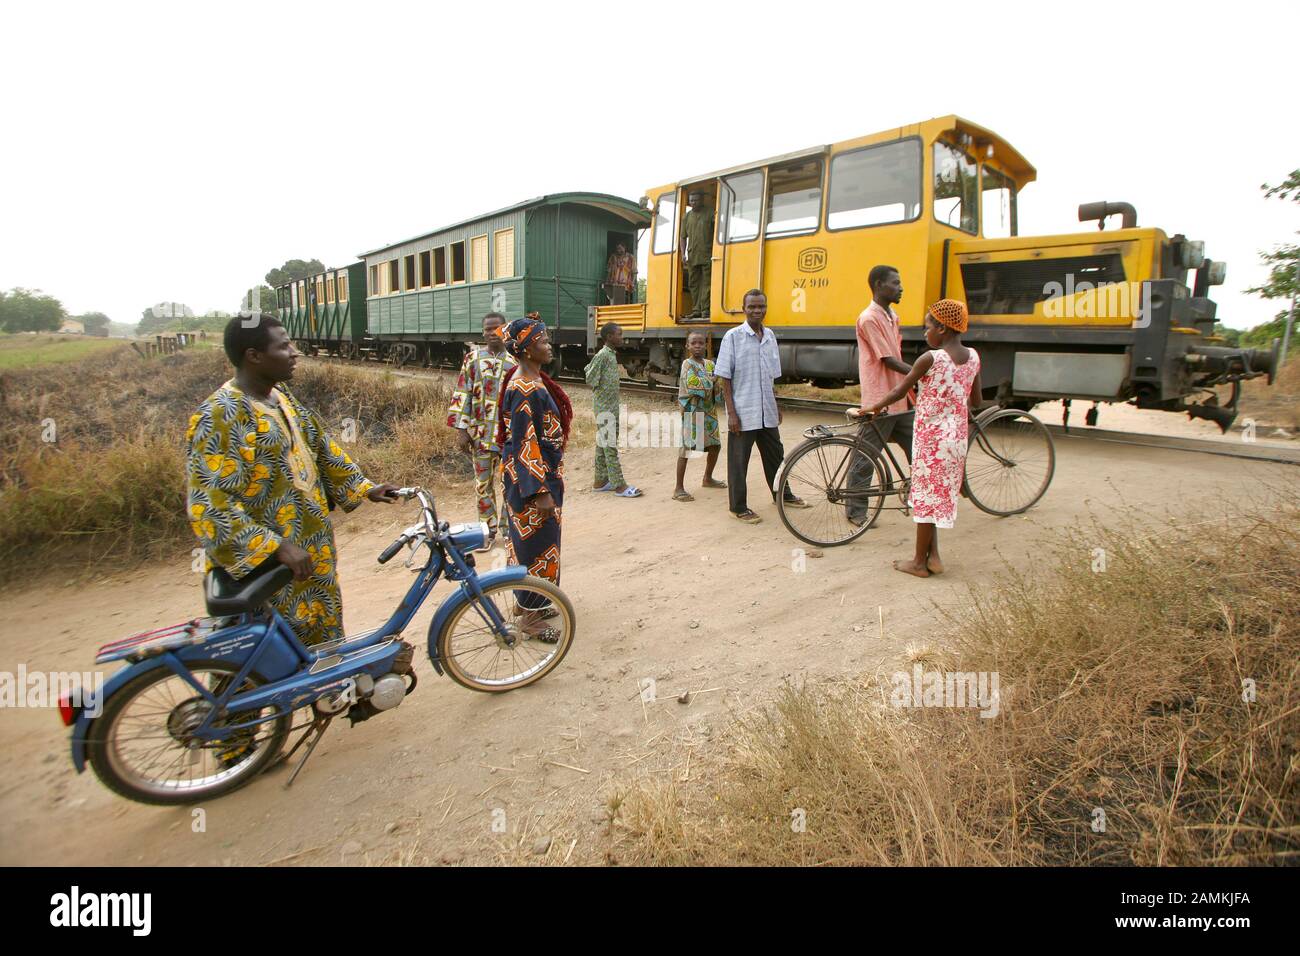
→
(204, 561, 295, 616)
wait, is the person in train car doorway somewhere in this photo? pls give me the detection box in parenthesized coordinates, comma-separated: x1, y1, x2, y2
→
(845, 264, 915, 527)
(605, 243, 636, 305)
(715, 290, 810, 524)
(683, 190, 714, 319)
(447, 312, 517, 545)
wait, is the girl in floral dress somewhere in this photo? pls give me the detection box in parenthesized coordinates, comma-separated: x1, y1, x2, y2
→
(864, 299, 984, 578)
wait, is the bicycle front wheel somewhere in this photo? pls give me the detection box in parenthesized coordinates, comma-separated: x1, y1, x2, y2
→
(963, 409, 1055, 516)
(776, 436, 890, 547)
(435, 576, 575, 693)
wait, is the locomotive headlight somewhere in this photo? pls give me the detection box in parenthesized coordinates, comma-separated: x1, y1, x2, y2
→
(1179, 240, 1205, 269)
(1206, 261, 1227, 286)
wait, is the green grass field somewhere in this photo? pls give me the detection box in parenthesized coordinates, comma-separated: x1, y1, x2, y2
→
(0, 333, 127, 370)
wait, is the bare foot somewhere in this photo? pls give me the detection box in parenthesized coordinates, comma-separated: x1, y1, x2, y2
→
(926, 555, 944, 574)
(893, 558, 931, 578)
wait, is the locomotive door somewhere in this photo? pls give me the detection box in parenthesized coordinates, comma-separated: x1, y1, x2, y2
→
(715, 168, 764, 319)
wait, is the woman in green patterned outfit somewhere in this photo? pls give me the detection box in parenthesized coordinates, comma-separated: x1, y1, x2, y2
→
(186, 316, 399, 646)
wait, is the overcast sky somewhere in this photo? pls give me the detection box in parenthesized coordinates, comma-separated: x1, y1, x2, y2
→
(2, 0, 1296, 330)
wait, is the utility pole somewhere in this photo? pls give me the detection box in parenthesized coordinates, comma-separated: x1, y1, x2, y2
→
(1281, 257, 1298, 367)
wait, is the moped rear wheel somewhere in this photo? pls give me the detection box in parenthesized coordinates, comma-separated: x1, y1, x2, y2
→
(436, 576, 575, 693)
(85, 662, 289, 806)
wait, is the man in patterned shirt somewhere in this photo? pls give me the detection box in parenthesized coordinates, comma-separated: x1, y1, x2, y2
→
(584, 322, 642, 497)
(447, 312, 516, 541)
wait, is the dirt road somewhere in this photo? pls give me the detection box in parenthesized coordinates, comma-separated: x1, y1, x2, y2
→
(0, 402, 1291, 866)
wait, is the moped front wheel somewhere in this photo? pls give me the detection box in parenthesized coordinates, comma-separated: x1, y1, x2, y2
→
(436, 576, 575, 693)
(85, 662, 290, 806)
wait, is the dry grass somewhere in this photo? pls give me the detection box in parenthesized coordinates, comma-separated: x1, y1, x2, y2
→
(0, 348, 469, 583)
(1241, 358, 1300, 433)
(610, 490, 1300, 866)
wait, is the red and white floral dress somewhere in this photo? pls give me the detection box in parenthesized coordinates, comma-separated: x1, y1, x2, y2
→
(908, 348, 980, 529)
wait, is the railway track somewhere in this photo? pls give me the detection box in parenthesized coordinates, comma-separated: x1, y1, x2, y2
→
(303, 355, 1300, 467)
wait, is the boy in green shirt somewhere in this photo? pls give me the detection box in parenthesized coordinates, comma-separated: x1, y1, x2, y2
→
(584, 322, 642, 497)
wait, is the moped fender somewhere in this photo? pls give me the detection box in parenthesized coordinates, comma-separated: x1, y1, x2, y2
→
(426, 565, 528, 675)
(69, 657, 171, 773)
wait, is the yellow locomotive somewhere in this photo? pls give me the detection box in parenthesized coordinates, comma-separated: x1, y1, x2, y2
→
(593, 115, 1276, 428)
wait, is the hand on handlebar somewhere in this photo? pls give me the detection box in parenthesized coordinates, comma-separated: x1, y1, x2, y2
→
(367, 483, 401, 504)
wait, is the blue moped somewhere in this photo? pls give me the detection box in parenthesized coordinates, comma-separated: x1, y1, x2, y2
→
(61, 488, 574, 805)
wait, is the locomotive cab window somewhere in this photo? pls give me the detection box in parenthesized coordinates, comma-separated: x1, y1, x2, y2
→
(718, 170, 762, 243)
(765, 159, 822, 238)
(981, 165, 1017, 239)
(934, 140, 979, 234)
(652, 193, 677, 254)
(826, 139, 921, 230)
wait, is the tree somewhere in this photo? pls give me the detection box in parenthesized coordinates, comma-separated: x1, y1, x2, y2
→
(77, 311, 111, 336)
(0, 287, 65, 333)
(137, 301, 194, 336)
(264, 259, 325, 289)
(1244, 170, 1299, 319)
(238, 285, 278, 314)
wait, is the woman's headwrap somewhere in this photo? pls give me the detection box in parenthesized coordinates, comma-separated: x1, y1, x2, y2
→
(501, 313, 546, 358)
(927, 298, 969, 333)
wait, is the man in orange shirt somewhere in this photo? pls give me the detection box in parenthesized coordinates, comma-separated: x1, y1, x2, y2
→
(846, 265, 914, 526)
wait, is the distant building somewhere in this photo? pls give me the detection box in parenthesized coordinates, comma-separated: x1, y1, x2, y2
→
(59, 318, 85, 334)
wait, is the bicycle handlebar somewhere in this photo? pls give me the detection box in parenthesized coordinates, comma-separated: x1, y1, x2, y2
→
(377, 536, 408, 564)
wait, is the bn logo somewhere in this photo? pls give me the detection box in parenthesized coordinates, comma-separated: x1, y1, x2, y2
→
(798, 247, 827, 273)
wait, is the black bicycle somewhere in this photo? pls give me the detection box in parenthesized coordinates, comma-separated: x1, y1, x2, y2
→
(775, 406, 1055, 547)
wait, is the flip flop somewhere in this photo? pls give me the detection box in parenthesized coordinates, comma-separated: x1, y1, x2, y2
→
(701, 480, 727, 489)
(782, 496, 812, 510)
(592, 483, 614, 492)
(672, 491, 695, 502)
(733, 509, 762, 524)
(614, 486, 643, 498)
(526, 626, 561, 644)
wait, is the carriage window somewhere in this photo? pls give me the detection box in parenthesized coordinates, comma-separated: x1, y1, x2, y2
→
(368, 265, 378, 296)
(290, 284, 298, 308)
(387, 260, 399, 294)
(826, 140, 921, 230)
(403, 255, 416, 291)
(325, 273, 335, 303)
(471, 235, 489, 282)
(419, 251, 431, 288)
(933, 141, 979, 234)
(434, 247, 447, 285)
(652, 194, 677, 255)
(981, 165, 1017, 239)
(719, 171, 762, 243)
(450, 242, 466, 283)
(494, 228, 515, 278)
(338, 273, 348, 300)
(766, 159, 822, 237)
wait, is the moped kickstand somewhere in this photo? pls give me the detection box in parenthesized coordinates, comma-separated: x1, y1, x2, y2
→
(281, 715, 333, 789)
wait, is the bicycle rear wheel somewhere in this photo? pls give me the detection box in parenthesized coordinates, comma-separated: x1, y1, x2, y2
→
(776, 436, 890, 547)
(963, 409, 1055, 516)
(435, 576, 575, 692)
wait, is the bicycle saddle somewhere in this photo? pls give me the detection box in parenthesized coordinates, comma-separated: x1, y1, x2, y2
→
(204, 561, 295, 616)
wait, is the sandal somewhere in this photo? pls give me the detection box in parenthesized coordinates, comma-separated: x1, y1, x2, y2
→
(592, 482, 614, 493)
(733, 509, 762, 524)
(782, 496, 812, 510)
(526, 626, 561, 644)
(672, 491, 695, 502)
(701, 479, 727, 489)
(614, 486, 643, 498)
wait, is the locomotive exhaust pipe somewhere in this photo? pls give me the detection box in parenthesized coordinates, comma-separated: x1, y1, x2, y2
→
(1078, 201, 1137, 230)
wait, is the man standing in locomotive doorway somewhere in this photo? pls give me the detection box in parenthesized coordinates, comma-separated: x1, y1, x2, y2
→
(683, 190, 714, 319)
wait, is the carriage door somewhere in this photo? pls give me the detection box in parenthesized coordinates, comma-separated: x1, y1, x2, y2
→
(716, 169, 764, 320)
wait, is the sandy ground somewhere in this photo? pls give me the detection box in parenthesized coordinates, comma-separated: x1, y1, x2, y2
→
(0, 400, 1293, 866)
